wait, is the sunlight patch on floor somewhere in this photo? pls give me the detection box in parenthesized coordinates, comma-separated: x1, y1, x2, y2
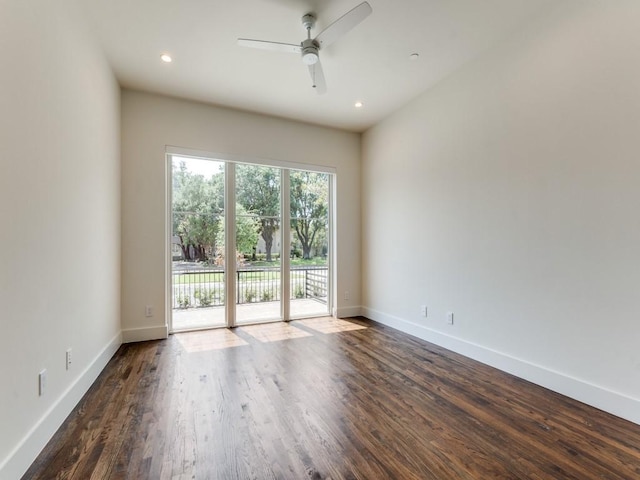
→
(177, 329, 248, 353)
(176, 318, 367, 351)
(296, 318, 368, 334)
(240, 322, 313, 343)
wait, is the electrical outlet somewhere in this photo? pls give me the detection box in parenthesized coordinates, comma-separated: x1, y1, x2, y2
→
(66, 348, 72, 370)
(420, 305, 428, 317)
(39, 369, 47, 396)
(344, 291, 350, 301)
(447, 312, 454, 325)
(145, 305, 153, 317)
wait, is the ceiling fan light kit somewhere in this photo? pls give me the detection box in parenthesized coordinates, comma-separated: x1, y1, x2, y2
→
(237, 1, 372, 94)
(301, 38, 319, 65)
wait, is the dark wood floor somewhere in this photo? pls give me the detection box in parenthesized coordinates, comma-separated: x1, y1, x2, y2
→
(24, 317, 640, 479)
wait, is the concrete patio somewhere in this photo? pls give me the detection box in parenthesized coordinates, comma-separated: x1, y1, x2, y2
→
(172, 298, 329, 331)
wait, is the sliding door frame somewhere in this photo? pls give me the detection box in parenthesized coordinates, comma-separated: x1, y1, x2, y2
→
(166, 146, 335, 332)
(281, 169, 291, 322)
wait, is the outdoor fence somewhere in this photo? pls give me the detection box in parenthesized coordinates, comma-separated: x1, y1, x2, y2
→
(172, 265, 328, 309)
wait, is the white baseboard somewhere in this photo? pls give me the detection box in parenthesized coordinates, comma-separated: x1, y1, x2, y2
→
(0, 332, 122, 480)
(362, 306, 640, 426)
(122, 325, 168, 343)
(335, 306, 362, 319)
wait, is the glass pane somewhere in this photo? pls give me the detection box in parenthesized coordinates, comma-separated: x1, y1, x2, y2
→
(289, 170, 330, 318)
(171, 157, 226, 331)
(235, 163, 282, 324)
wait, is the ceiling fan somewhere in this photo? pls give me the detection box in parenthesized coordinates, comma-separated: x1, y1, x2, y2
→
(237, 1, 373, 94)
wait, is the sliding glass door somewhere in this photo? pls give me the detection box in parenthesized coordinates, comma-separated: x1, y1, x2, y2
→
(235, 164, 282, 325)
(289, 170, 330, 318)
(169, 154, 332, 332)
(170, 157, 226, 330)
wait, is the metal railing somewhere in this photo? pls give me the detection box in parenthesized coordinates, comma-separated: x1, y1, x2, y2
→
(305, 268, 328, 302)
(172, 265, 328, 309)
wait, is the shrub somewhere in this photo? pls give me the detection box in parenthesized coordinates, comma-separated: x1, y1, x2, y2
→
(177, 294, 191, 309)
(194, 288, 215, 307)
(244, 289, 256, 303)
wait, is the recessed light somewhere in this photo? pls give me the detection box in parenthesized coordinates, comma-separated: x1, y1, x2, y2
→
(160, 54, 173, 63)
(354, 101, 363, 108)
(409, 53, 420, 61)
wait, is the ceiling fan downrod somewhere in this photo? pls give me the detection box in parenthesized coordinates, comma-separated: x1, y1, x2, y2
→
(301, 14, 319, 65)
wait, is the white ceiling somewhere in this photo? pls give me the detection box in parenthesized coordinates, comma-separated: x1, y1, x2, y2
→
(77, 0, 555, 132)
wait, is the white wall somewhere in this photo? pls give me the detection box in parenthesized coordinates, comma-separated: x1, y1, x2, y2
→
(121, 90, 360, 341)
(362, 0, 640, 424)
(0, 1, 121, 478)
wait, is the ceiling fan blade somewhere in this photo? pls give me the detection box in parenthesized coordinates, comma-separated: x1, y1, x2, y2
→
(314, 1, 372, 49)
(237, 38, 302, 54)
(308, 61, 327, 95)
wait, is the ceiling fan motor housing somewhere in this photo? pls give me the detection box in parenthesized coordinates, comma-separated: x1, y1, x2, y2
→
(301, 38, 319, 65)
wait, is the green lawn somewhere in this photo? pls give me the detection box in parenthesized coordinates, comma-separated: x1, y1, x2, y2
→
(173, 272, 224, 285)
(173, 258, 327, 285)
(247, 258, 327, 267)
(173, 269, 316, 285)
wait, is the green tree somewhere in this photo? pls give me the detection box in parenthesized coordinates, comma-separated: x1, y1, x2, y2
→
(214, 203, 260, 257)
(172, 161, 224, 262)
(290, 171, 328, 260)
(235, 164, 280, 262)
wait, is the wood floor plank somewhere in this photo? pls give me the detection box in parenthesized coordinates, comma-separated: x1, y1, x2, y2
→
(22, 317, 640, 479)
